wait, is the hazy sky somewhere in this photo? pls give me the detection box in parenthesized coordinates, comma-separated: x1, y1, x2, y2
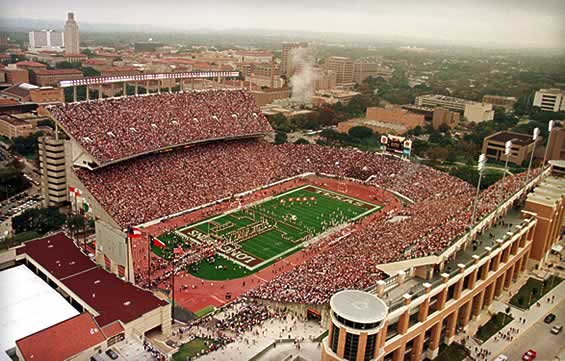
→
(1, 0, 564, 48)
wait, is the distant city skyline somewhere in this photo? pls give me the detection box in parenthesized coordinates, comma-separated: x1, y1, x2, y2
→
(0, 0, 564, 49)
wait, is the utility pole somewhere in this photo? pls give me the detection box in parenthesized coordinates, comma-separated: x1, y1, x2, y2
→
(542, 120, 555, 167)
(525, 127, 540, 185)
(470, 154, 487, 230)
(498, 140, 512, 208)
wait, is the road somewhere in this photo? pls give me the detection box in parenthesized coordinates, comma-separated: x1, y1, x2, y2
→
(503, 299, 565, 361)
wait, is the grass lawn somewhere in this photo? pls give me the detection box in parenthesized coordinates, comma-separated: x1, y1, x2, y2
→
(173, 337, 209, 361)
(510, 276, 563, 309)
(159, 185, 380, 280)
(194, 305, 215, 318)
(435, 343, 469, 361)
(188, 186, 377, 260)
(476, 313, 513, 342)
(187, 246, 302, 281)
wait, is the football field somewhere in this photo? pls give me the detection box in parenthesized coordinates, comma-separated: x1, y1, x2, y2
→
(174, 185, 381, 273)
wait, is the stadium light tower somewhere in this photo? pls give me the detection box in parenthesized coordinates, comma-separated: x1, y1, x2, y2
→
(525, 127, 540, 185)
(542, 120, 555, 167)
(498, 140, 512, 208)
(470, 153, 487, 229)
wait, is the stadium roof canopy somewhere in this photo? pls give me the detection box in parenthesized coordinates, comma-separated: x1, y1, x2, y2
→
(0, 265, 79, 354)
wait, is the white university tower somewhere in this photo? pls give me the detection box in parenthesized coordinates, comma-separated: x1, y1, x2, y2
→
(64, 12, 80, 54)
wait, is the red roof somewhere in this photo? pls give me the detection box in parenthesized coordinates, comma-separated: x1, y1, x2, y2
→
(82, 58, 107, 65)
(16, 233, 96, 279)
(17, 233, 168, 327)
(16, 313, 106, 361)
(101, 320, 125, 338)
(0, 98, 20, 106)
(16, 60, 47, 68)
(101, 66, 139, 73)
(64, 53, 87, 58)
(32, 68, 83, 76)
(63, 267, 167, 326)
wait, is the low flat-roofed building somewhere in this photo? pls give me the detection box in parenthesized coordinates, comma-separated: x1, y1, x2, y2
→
(337, 117, 408, 135)
(30, 68, 83, 87)
(416, 94, 495, 123)
(432, 107, 460, 129)
(15, 313, 107, 361)
(250, 88, 290, 106)
(1, 82, 64, 104)
(482, 131, 537, 165)
(482, 95, 517, 112)
(0, 265, 80, 356)
(311, 89, 360, 106)
(365, 106, 425, 131)
(0, 113, 34, 138)
(4, 68, 29, 85)
(15, 233, 171, 333)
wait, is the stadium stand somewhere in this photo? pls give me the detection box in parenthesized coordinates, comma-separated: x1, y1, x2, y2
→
(75, 140, 473, 227)
(48, 89, 272, 164)
(56, 90, 542, 306)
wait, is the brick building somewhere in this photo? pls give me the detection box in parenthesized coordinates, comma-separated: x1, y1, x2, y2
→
(30, 68, 83, 86)
(432, 107, 460, 129)
(482, 131, 537, 166)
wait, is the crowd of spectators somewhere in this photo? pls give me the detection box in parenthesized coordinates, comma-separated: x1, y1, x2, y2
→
(48, 89, 271, 163)
(76, 140, 471, 226)
(67, 90, 542, 306)
(247, 169, 538, 304)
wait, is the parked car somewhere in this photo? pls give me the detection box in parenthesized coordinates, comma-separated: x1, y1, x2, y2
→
(551, 325, 563, 334)
(544, 313, 556, 324)
(522, 349, 537, 361)
(494, 355, 508, 361)
(105, 349, 119, 360)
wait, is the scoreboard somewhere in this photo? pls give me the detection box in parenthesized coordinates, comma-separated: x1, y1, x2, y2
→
(381, 135, 412, 156)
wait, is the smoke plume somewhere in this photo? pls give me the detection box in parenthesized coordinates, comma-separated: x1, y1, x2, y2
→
(289, 47, 317, 102)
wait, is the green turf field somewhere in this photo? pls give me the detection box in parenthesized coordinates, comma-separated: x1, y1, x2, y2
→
(174, 185, 381, 273)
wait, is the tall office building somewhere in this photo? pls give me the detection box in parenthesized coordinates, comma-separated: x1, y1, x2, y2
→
(280, 42, 308, 76)
(323, 57, 355, 87)
(64, 12, 80, 54)
(29, 30, 64, 50)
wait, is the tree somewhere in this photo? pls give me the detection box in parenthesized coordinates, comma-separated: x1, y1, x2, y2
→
(0, 162, 30, 201)
(81, 49, 93, 57)
(13, 207, 66, 235)
(81, 66, 101, 77)
(348, 126, 373, 139)
(274, 131, 288, 144)
(11, 132, 43, 158)
(67, 214, 86, 238)
(438, 123, 450, 133)
(55, 61, 81, 69)
(294, 138, 310, 145)
(426, 147, 449, 162)
(268, 113, 291, 132)
(317, 106, 338, 127)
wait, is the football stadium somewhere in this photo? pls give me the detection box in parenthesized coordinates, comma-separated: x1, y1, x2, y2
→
(25, 82, 563, 361)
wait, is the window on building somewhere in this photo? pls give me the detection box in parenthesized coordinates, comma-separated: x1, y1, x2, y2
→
(344, 332, 359, 361)
(364, 333, 377, 361)
(331, 324, 340, 353)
